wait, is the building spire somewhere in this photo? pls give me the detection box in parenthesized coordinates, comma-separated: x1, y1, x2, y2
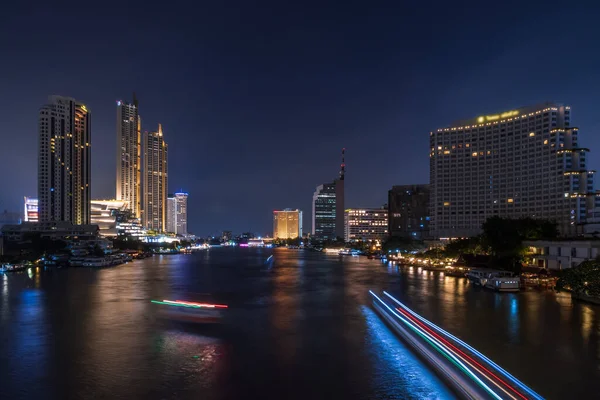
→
(340, 148, 345, 180)
(132, 91, 138, 107)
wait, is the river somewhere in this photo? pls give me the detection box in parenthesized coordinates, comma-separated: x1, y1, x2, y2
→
(0, 248, 598, 399)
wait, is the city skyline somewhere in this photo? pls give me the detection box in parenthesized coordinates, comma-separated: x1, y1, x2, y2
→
(3, 2, 600, 235)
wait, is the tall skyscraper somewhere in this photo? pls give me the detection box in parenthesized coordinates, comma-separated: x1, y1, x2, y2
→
(166, 194, 176, 233)
(312, 149, 345, 239)
(116, 95, 141, 218)
(344, 208, 388, 242)
(143, 124, 168, 232)
(388, 185, 430, 239)
(174, 192, 188, 235)
(430, 103, 600, 238)
(38, 96, 91, 224)
(166, 192, 188, 235)
(273, 209, 302, 239)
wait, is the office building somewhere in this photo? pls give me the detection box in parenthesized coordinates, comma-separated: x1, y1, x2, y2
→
(174, 192, 188, 235)
(142, 124, 168, 232)
(430, 103, 600, 238)
(344, 208, 388, 242)
(166, 192, 188, 235)
(24, 197, 39, 222)
(38, 96, 91, 224)
(166, 195, 176, 233)
(116, 96, 141, 218)
(273, 209, 302, 239)
(91, 199, 129, 237)
(312, 149, 345, 240)
(388, 185, 430, 239)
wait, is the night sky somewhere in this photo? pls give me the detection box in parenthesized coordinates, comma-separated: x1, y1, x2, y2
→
(2, 1, 600, 236)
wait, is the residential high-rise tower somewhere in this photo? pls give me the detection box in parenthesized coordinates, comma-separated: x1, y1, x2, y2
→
(143, 124, 168, 232)
(166, 192, 188, 235)
(38, 96, 91, 224)
(116, 95, 141, 218)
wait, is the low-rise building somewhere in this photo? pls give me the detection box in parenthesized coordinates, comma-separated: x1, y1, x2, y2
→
(524, 240, 600, 270)
(344, 208, 388, 242)
(1, 221, 99, 242)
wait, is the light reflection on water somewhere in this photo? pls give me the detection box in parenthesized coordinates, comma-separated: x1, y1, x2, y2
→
(362, 306, 455, 399)
(0, 251, 599, 399)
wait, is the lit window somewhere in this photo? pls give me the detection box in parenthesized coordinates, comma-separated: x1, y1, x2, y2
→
(507, 198, 514, 203)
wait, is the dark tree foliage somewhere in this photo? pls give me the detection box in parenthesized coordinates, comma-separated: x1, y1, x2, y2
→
(556, 260, 600, 297)
(482, 216, 558, 272)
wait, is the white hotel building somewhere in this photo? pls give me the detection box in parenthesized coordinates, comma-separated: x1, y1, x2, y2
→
(430, 103, 600, 238)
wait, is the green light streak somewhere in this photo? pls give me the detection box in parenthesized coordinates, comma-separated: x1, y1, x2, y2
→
(151, 300, 205, 309)
(396, 311, 500, 399)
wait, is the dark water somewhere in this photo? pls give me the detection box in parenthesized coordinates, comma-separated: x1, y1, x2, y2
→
(0, 249, 598, 399)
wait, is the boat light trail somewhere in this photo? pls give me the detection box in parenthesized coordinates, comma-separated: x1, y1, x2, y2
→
(369, 291, 503, 400)
(381, 291, 543, 400)
(150, 300, 228, 309)
(394, 306, 522, 400)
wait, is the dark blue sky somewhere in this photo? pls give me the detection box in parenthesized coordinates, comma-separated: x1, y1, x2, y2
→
(2, 1, 600, 236)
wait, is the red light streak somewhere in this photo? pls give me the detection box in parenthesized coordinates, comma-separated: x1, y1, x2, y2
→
(164, 300, 228, 308)
(396, 307, 527, 400)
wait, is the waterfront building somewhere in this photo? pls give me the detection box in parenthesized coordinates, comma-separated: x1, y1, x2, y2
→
(273, 209, 303, 239)
(344, 208, 388, 242)
(91, 200, 129, 237)
(116, 96, 141, 218)
(388, 185, 430, 240)
(166, 195, 176, 233)
(166, 192, 188, 235)
(312, 149, 345, 240)
(525, 240, 600, 270)
(38, 96, 91, 224)
(142, 124, 168, 232)
(24, 197, 39, 222)
(430, 103, 600, 238)
(1, 221, 98, 242)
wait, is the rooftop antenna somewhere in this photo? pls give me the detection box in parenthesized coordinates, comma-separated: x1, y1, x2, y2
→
(340, 148, 346, 180)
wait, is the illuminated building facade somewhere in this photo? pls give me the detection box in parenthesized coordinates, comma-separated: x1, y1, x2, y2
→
(430, 103, 600, 238)
(91, 200, 129, 237)
(116, 96, 141, 218)
(166, 192, 188, 235)
(24, 197, 39, 222)
(344, 208, 388, 242)
(312, 149, 345, 240)
(273, 209, 302, 239)
(142, 124, 168, 232)
(38, 96, 91, 224)
(166, 195, 176, 233)
(388, 185, 430, 239)
(174, 192, 188, 235)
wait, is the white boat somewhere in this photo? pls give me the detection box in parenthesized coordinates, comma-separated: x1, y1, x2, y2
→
(467, 268, 520, 292)
(485, 272, 520, 292)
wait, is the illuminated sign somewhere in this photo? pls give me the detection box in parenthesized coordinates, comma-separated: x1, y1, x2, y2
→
(477, 110, 519, 123)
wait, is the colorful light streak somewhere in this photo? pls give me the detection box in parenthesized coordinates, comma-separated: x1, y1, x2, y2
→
(150, 300, 228, 309)
(394, 306, 523, 400)
(369, 291, 502, 400)
(380, 291, 543, 400)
